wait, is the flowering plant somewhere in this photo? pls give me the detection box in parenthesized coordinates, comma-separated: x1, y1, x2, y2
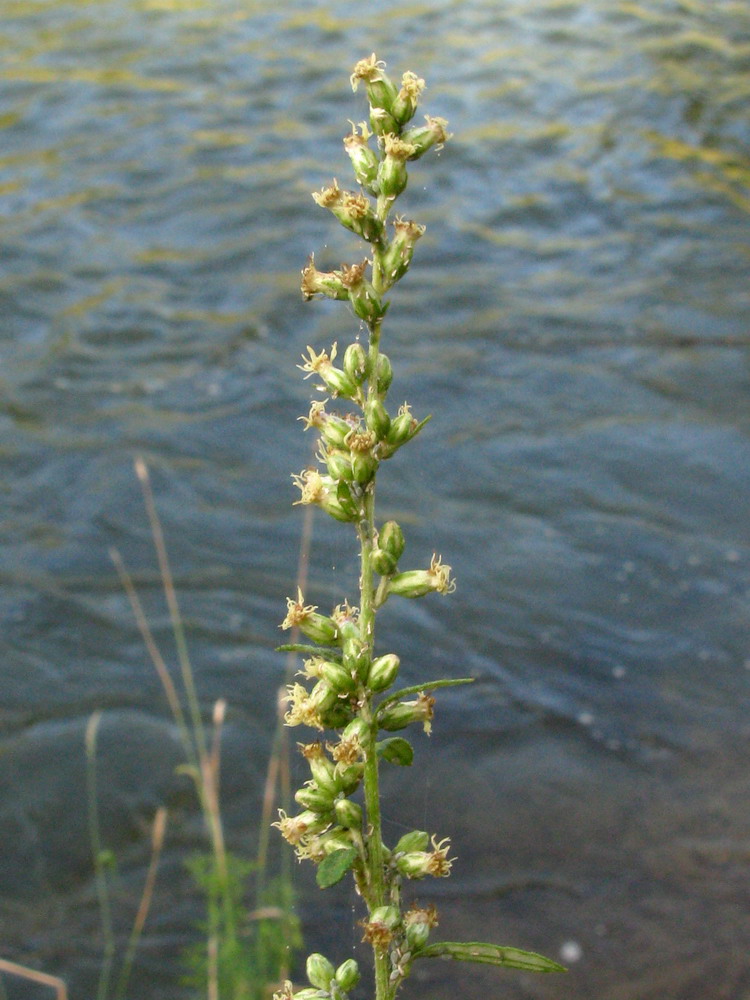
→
(274, 54, 565, 1000)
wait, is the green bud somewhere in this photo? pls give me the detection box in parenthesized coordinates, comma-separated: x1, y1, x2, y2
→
(300, 743, 340, 795)
(367, 653, 400, 692)
(365, 398, 391, 440)
(391, 71, 426, 126)
(387, 555, 455, 598)
(343, 123, 379, 192)
(351, 449, 378, 484)
(378, 693, 435, 734)
(320, 659, 356, 695)
(386, 404, 417, 446)
(309, 679, 339, 714)
(379, 521, 405, 561)
(342, 717, 369, 744)
(334, 959, 360, 992)
(295, 783, 335, 814)
(375, 352, 393, 395)
(335, 761, 364, 794)
(301, 254, 348, 302)
(299, 613, 338, 645)
(369, 105, 399, 137)
(350, 54, 398, 113)
(343, 341, 368, 384)
(405, 920, 431, 951)
(319, 704, 354, 729)
(402, 115, 451, 159)
(370, 904, 401, 930)
(292, 990, 327, 1000)
(342, 635, 370, 680)
(318, 413, 354, 450)
(306, 953, 336, 991)
(312, 182, 384, 245)
(320, 492, 358, 524)
(372, 548, 398, 576)
(380, 218, 425, 289)
(323, 448, 354, 483)
(394, 829, 429, 854)
(377, 134, 416, 200)
(321, 828, 357, 854)
(334, 797, 363, 829)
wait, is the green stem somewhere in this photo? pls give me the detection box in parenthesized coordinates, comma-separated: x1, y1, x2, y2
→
(357, 298, 397, 1000)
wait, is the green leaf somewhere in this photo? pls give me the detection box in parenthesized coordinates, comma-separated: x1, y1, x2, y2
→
(316, 847, 358, 889)
(276, 643, 341, 657)
(415, 941, 566, 974)
(376, 737, 414, 766)
(377, 676, 475, 711)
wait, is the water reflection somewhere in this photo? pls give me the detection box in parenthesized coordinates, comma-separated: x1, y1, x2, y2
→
(1, 1, 749, 998)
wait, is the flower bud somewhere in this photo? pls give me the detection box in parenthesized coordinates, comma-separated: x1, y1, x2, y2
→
(298, 343, 358, 400)
(335, 761, 364, 795)
(405, 921, 430, 951)
(290, 990, 326, 1000)
(351, 450, 378, 484)
(319, 659, 356, 695)
(281, 591, 339, 644)
(364, 398, 391, 440)
(306, 953, 336, 991)
(320, 828, 357, 854)
(369, 105, 399, 137)
(386, 404, 418, 446)
(391, 71, 426, 126)
(372, 548, 398, 576)
(300, 254, 348, 302)
(395, 836, 453, 878)
(370, 904, 401, 930)
(313, 182, 384, 245)
(343, 341, 368, 385)
(317, 415, 354, 452)
(323, 448, 354, 483)
(377, 134, 417, 200)
(378, 693, 436, 734)
(387, 554, 455, 598)
(331, 602, 359, 643)
(335, 959, 360, 992)
(374, 352, 393, 395)
(319, 703, 354, 730)
(379, 521, 405, 561)
(343, 123, 379, 192)
(367, 653, 400, 692)
(295, 782, 336, 814)
(401, 115, 451, 159)
(350, 54, 398, 115)
(394, 829, 429, 854)
(334, 797, 363, 829)
(300, 743, 340, 795)
(309, 679, 339, 714)
(380, 218, 425, 288)
(342, 717, 369, 745)
(342, 635, 370, 680)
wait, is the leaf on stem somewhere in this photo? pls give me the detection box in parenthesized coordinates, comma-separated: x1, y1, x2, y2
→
(316, 847, 359, 889)
(414, 941, 567, 974)
(375, 737, 414, 765)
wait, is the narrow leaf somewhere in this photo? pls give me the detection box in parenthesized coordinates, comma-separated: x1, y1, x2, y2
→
(376, 737, 414, 766)
(377, 677, 475, 710)
(415, 941, 566, 974)
(316, 847, 358, 889)
(276, 643, 341, 657)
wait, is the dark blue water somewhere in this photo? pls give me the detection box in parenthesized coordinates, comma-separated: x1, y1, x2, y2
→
(2, 1, 750, 998)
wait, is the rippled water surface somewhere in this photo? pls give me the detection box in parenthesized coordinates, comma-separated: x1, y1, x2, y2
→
(2, 1, 750, 998)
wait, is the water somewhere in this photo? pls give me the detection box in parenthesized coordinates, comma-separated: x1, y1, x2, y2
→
(2, 1, 750, 997)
